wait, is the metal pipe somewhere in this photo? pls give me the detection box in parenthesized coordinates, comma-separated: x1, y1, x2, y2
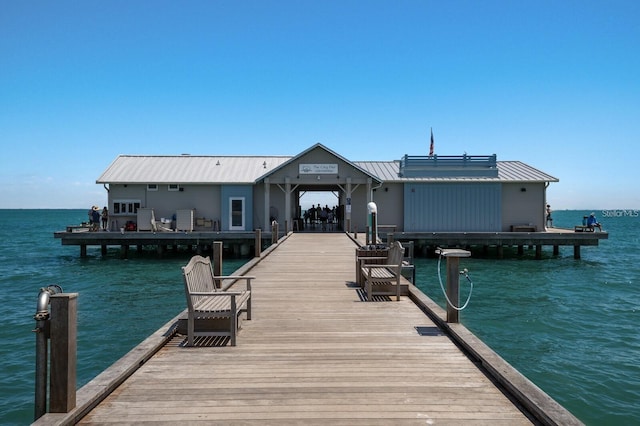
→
(35, 285, 61, 321)
(33, 285, 63, 420)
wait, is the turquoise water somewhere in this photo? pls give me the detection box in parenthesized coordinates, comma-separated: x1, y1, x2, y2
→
(415, 210, 640, 425)
(0, 210, 247, 425)
(1, 209, 638, 425)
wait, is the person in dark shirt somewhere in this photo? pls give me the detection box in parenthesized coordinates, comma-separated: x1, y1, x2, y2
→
(91, 206, 101, 231)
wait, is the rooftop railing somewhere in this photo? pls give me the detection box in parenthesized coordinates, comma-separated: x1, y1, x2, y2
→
(399, 154, 498, 178)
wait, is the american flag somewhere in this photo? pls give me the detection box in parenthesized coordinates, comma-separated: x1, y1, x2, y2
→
(429, 128, 434, 156)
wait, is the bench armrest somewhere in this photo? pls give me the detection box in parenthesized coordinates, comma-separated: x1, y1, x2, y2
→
(213, 275, 254, 291)
(189, 291, 245, 297)
(357, 256, 389, 268)
(362, 264, 400, 269)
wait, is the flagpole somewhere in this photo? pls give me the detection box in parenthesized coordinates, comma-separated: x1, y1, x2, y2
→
(429, 127, 434, 157)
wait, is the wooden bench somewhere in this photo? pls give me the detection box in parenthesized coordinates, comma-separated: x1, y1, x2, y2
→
(574, 225, 595, 232)
(66, 224, 91, 233)
(360, 241, 404, 301)
(181, 255, 253, 346)
(378, 224, 397, 234)
(511, 225, 537, 232)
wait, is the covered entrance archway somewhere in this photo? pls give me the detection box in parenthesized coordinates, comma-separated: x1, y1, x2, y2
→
(256, 144, 382, 233)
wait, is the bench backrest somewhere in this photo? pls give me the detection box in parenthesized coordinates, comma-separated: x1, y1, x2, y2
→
(182, 255, 218, 310)
(387, 241, 404, 268)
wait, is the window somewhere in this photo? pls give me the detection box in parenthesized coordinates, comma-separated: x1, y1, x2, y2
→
(168, 184, 180, 192)
(229, 197, 245, 230)
(147, 184, 158, 191)
(113, 200, 141, 215)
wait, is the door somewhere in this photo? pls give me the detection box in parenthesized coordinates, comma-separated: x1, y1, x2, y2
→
(229, 197, 245, 230)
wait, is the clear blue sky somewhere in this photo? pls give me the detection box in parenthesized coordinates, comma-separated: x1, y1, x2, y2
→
(2, 1, 638, 210)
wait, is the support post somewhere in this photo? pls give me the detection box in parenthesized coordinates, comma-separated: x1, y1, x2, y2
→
(255, 229, 261, 257)
(34, 310, 50, 419)
(371, 213, 377, 245)
(447, 256, 461, 323)
(271, 221, 279, 244)
(49, 293, 78, 413)
(436, 248, 471, 324)
(213, 241, 223, 282)
(367, 202, 377, 246)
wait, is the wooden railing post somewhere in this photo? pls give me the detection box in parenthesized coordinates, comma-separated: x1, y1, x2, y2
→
(49, 293, 78, 413)
(271, 221, 279, 244)
(213, 242, 223, 281)
(446, 256, 461, 324)
(436, 248, 471, 323)
(255, 229, 262, 257)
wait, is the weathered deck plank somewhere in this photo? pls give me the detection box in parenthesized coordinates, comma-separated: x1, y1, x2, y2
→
(79, 233, 534, 425)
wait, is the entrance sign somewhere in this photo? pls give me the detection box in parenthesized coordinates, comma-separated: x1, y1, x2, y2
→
(299, 164, 338, 174)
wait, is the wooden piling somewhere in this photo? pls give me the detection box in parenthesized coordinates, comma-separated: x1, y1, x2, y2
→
(213, 242, 222, 280)
(254, 229, 261, 257)
(49, 293, 78, 413)
(446, 256, 461, 323)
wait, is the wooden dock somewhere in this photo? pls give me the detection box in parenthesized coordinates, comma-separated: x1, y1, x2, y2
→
(54, 226, 607, 260)
(36, 233, 581, 425)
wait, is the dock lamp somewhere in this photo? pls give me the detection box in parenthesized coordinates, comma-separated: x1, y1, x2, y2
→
(367, 202, 378, 246)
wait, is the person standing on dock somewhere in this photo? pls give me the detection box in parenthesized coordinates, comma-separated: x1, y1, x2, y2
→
(91, 206, 101, 231)
(546, 204, 553, 227)
(310, 205, 317, 226)
(101, 207, 109, 231)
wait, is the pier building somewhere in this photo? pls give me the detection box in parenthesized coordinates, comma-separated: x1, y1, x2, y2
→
(55, 143, 607, 258)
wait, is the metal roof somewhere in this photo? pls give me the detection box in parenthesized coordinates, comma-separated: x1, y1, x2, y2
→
(96, 155, 292, 184)
(255, 143, 381, 183)
(354, 160, 558, 183)
(97, 155, 558, 184)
